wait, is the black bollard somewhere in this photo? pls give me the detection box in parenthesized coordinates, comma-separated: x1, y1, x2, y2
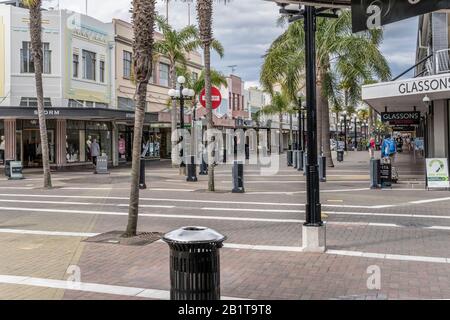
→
(199, 157, 208, 175)
(186, 156, 198, 182)
(293, 150, 298, 169)
(245, 144, 250, 160)
(139, 157, 147, 189)
(319, 156, 326, 182)
(232, 160, 245, 193)
(303, 152, 307, 176)
(287, 150, 293, 167)
(163, 227, 226, 300)
(298, 150, 304, 171)
(370, 158, 381, 189)
(337, 150, 344, 162)
(223, 148, 227, 164)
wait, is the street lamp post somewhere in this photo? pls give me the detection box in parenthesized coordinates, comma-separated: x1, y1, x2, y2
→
(296, 92, 303, 151)
(168, 76, 195, 169)
(342, 112, 348, 152)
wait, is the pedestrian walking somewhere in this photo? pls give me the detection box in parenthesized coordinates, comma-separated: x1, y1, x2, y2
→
(90, 138, 100, 167)
(381, 134, 397, 163)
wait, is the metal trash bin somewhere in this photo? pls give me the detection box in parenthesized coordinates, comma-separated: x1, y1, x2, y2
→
(163, 226, 227, 300)
(337, 150, 344, 162)
(4, 159, 12, 178)
(139, 157, 147, 189)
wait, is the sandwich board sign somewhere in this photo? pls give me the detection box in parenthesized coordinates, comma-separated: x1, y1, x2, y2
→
(426, 158, 450, 189)
(351, 0, 450, 33)
(9, 161, 24, 180)
(95, 156, 109, 174)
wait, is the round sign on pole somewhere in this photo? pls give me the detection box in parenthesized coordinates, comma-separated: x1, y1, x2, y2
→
(200, 87, 222, 110)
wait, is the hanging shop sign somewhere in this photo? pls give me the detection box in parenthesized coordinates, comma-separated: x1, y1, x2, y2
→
(391, 126, 416, 132)
(351, 0, 450, 33)
(9, 161, 23, 180)
(381, 112, 420, 126)
(426, 158, 450, 189)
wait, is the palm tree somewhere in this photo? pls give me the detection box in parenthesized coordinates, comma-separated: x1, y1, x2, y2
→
(196, 0, 230, 192)
(261, 10, 390, 168)
(156, 12, 224, 169)
(260, 91, 293, 154)
(124, 0, 156, 238)
(22, 0, 52, 188)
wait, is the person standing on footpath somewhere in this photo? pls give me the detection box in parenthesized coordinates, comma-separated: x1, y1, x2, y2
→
(368, 135, 376, 159)
(90, 138, 100, 168)
(381, 134, 397, 163)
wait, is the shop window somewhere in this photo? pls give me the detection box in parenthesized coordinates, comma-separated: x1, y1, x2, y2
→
(20, 97, 52, 107)
(86, 123, 112, 161)
(100, 60, 105, 83)
(82, 49, 96, 81)
(21, 42, 51, 74)
(123, 50, 132, 79)
(73, 53, 79, 78)
(118, 97, 135, 111)
(85, 101, 94, 108)
(159, 62, 169, 87)
(68, 99, 84, 108)
(95, 102, 108, 109)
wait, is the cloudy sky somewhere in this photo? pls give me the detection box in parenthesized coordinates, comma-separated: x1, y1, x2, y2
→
(44, 0, 418, 87)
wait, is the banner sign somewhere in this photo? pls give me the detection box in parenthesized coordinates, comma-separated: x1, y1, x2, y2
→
(380, 162, 392, 188)
(381, 112, 421, 125)
(426, 158, 450, 189)
(351, 0, 450, 33)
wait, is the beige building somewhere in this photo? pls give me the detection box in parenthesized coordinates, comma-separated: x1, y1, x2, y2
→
(113, 19, 204, 160)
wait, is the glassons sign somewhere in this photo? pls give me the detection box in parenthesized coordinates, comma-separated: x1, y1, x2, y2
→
(352, 0, 450, 33)
(398, 77, 450, 95)
(381, 112, 421, 125)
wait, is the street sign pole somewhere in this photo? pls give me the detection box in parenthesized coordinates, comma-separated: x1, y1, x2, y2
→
(304, 5, 322, 229)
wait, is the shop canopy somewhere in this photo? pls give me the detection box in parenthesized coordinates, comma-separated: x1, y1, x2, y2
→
(0, 107, 159, 123)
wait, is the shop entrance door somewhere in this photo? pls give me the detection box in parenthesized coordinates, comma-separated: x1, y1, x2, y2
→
(21, 129, 55, 167)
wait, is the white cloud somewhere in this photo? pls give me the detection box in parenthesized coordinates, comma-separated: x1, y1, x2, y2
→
(43, 0, 418, 85)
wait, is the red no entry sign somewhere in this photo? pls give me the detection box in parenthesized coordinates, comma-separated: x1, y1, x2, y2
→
(200, 87, 222, 110)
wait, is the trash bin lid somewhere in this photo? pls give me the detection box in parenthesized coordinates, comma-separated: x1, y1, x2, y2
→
(163, 226, 226, 244)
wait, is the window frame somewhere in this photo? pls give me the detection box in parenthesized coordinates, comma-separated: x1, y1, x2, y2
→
(82, 49, 97, 81)
(123, 50, 132, 80)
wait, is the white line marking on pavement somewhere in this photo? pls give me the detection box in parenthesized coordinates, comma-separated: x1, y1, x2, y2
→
(203, 207, 301, 213)
(409, 197, 450, 204)
(60, 187, 194, 192)
(219, 180, 371, 184)
(0, 187, 34, 190)
(0, 206, 304, 223)
(0, 199, 175, 209)
(0, 193, 391, 209)
(3, 228, 450, 265)
(246, 188, 371, 195)
(0, 275, 246, 300)
(0, 228, 98, 237)
(324, 210, 450, 221)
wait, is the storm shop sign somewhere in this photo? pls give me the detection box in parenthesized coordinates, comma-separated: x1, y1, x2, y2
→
(352, 0, 450, 33)
(397, 77, 450, 95)
(381, 112, 421, 126)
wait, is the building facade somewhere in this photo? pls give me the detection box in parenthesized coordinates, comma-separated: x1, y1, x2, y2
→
(363, 10, 450, 162)
(0, 4, 204, 168)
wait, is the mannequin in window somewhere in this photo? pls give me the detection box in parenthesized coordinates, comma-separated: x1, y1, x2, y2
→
(86, 136, 92, 161)
(0, 135, 5, 164)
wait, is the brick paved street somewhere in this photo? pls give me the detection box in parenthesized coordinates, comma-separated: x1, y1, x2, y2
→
(1, 150, 450, 300)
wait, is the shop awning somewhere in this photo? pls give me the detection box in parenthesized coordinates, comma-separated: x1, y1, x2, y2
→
(0, 107, 159, 123)
(362, 72, 450, 114)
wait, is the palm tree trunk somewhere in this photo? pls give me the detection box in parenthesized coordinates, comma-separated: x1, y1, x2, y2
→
(279, 113, 283, 153)
(170, 62, 178, 167)
(197, 0, 214, 192)
(125, 82, 147, 236)
(204, 44, 215, 192)
(125, 0, 155, 237)
(29, 1, 52, 189)
(320, 90, 334, 167)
